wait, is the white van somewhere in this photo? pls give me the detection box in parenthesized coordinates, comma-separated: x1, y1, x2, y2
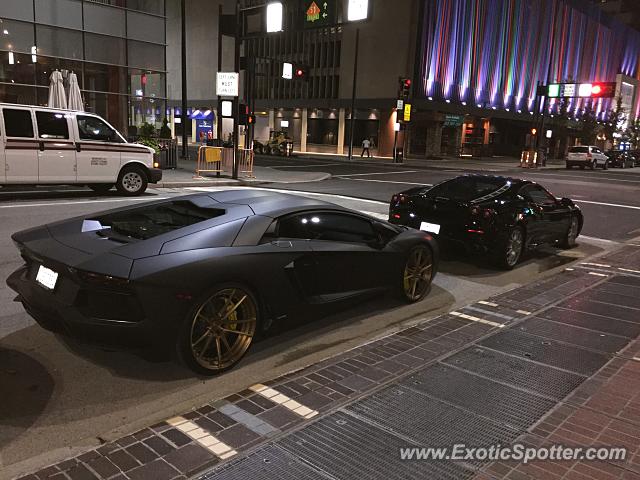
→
(0, 103, 162, 195)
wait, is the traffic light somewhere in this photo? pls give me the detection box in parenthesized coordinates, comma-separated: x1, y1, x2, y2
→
(239, 103, 249, 125)
(247, 114, 256, 125)
(399, 77, 412, 99)
(531, 128, 537, 136)
(294, 66, 307, 79)
(589, 82, 616, 98)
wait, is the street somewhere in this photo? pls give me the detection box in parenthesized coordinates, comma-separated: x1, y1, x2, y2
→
(0, 159, 634, 478)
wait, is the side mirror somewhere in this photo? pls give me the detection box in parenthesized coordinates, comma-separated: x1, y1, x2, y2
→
(559, 197, 573, 207)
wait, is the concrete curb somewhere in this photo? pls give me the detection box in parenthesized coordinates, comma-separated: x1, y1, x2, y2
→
(154, 172, 332, 189)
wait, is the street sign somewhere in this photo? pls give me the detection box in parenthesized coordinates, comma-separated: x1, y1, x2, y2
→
(403, 104, 412, 122)
(303, 0, 336, 28)
(396, 99, 404, 110)
(444, 114, 464, 127)
(282, 62, 293, 80)
(216, 72, 239, 97)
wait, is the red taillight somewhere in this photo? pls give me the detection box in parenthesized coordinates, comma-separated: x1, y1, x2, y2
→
(467, 229, 485, 234)
(75, 269, 129, 288)
(393, 214, 401, 219)
(470, 206, 496, 219)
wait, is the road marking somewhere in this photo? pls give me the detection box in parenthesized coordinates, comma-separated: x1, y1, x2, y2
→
(335, 170, 418, 177)
(336, 177, 430, 186)
(523, 172, 640, 184)
(218, 403, 279, 436)
(250, 384, 318, 419)
(0, 197, 168, 209)
(0, 188, 90, 195)
(588, 272, 608, 277)
(360, 210, 388, 220)
(270, 163, 341, 168)
(516, 310, 532, 315)
(580, 262, 612, 268)
(450, 311, 505, 328)
(619, 267, 640, 274)
(565, 268, 574, 271)
(478, 300, 499, 307)
(167, 416, 237, 459)
(465, 306, 513, 321)
(633, 357, 640, 362)
(579, 235, 620, 245)
(575, 200, 640, 210)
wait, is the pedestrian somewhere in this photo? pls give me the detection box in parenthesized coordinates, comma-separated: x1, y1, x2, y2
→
(361, 138, 371, 158)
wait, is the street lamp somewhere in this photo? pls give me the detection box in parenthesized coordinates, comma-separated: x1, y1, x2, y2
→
(266, 2, 283, 32)
(348, 0, 369, 21)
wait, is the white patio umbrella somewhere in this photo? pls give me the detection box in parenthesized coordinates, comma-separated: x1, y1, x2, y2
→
(47, 69, 67, 109)
(67, 71, 84, 111)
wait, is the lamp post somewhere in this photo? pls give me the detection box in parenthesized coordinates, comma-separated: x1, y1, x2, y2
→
(180, 0, 188, 159)
(346, 0, 369, 161)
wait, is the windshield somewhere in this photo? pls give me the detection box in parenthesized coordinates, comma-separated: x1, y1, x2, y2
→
(91, 201, 226, 240)
(425, 177, 509, 202)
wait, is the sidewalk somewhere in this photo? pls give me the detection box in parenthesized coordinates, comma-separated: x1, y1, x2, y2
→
(153, 159, 331, 189)
(14, 242, 640, 480)
(276, 151, 566, 172)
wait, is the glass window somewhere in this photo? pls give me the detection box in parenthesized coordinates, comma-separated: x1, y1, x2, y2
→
(36, 57, 82, 87)
(36, 111, 69, 139)
(521, 185, 557, 206)
(35, 0, 82, 29)
(3, 108, 34, 137)
(77, 115, 122, 142)
(84, 91, 128, 135)
(129, 69, 165, 99)
(0, 84, 37, 105)
(127, 40, 165, 71)
(127, 11, 164, 44)
(92, 201, 225, 241)
(277, 212, 377, 244)
(126, 0, 164, 15)
(0, 18, 34, 53)
(35, 25, 83, 59)
(84, 32, 126, 65)
(128, 96, 164, 130)
(84, 62, 127, 93)
(0, 51, 35, 84)
(83, 2, 126, 37)
(0, 1, 34, 22)
(426, 177, 509, 202)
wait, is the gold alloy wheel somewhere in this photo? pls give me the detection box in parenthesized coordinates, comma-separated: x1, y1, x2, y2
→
(189, 288, 257, 372)
(403, 246, 433, 302)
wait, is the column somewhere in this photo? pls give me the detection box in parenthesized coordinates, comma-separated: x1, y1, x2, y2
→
(268, 109, 275, 131)
(300, 108, 308, 153)
(170, 108, 175, 139)
(337, 108, 346, 155)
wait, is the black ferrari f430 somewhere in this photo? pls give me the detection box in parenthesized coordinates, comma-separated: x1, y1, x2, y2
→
(8, 190, 438, 375)
(389, 175, 583, 269)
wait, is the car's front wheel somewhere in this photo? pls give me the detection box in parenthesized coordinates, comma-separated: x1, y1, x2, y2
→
(560, 215, 579, 249)
(178, 284, 258, 375)
(494, 226, 524, 269)
(399, 244, 434, 303)
(116, 166, 148, 196)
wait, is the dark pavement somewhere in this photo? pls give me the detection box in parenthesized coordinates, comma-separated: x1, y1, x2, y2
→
(254, 155, 640, 243)
(20, 242, 640, 480)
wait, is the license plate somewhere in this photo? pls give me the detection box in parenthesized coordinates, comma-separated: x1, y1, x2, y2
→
(420, 221, 441, 234)
(36, 265, 58, 290)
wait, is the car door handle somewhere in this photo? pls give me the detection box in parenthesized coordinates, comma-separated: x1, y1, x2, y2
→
(75, 142, 82, 152)
(271, 240, 293, 248)
(39, 141, 45, 152)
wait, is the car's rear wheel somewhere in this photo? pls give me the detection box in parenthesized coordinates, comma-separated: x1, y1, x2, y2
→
(400, 244, 434, 303)
(88, 183, 113, 193)
(178, 284, 258, 375)
(560, 215, 579, 249)
(116, 166, 148, 196)
(494, 226, 524, 269)
(590, 160, 596, 170)
(603, 161, 608, 170)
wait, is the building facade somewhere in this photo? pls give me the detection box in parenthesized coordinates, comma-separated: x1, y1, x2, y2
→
(0, 0, 167, 135)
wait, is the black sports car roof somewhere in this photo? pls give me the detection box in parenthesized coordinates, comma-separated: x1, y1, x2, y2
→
(206, 189, 342, 217)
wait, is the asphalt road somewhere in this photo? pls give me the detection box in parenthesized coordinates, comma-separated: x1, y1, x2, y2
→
(256, 155, 640, 242)
(0, 166, 629, 478)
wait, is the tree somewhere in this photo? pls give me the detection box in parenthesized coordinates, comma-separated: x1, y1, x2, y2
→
(625, 119, 640, 149)
(602, 96, 626, 145)
(578, 103, 599, 145)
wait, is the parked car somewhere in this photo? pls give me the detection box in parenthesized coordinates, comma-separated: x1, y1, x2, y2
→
(606, 150, 635, 168)
(0, 103, 162, 195)
(565, 145, 608, 170)
(389, 175, 583, 269)
(8, 190, 438, 375)
(626, 150, 640, 167)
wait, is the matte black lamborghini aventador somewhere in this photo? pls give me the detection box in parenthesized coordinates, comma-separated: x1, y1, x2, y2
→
(389, 175, 583, 269)
(8, 190, 438, 375)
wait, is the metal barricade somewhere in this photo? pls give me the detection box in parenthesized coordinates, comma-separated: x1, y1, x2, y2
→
(194, 146, 255, 178)
(520, 150, 538, 168)
(195, 146, 224, 178)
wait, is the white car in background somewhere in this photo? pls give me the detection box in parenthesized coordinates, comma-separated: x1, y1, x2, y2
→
(565, 146, 608, 170)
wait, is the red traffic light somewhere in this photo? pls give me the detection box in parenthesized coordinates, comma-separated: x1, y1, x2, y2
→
(591, 84, 602, 95)
(295, 68, 305, 78)
(403, 79, 411, 88)
(589, 82, 616, 98)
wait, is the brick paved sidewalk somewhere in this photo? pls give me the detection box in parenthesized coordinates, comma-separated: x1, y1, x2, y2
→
(14, 245, 640, 480)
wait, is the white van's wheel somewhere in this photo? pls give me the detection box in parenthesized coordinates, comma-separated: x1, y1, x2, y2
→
(116, 166, 148, 196)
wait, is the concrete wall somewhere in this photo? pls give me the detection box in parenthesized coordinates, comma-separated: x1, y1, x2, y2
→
(166, 0, 235, 104)
(339, 0, 419, 102)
